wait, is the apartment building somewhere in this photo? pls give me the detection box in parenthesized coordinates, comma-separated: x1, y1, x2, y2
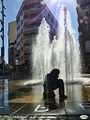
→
(15, 0, 58, 70)
(8, 21, 17, 65)
(77, 0, 90, 72)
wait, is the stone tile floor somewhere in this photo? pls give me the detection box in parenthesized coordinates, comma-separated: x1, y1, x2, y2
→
(0, 74, 90, 119)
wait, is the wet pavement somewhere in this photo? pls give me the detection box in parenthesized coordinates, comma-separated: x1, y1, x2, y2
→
(0, 74, 90, 119)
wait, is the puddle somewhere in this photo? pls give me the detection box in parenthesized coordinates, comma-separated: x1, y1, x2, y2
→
(79, 103, 90, 110)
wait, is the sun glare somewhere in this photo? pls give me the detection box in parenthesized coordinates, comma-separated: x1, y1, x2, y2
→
(50, 0, 76, 5)
(50, 0, 60, 4)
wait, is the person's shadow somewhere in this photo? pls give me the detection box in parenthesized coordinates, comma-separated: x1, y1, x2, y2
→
(43, 98, 65, 110)
(44, 98, 58, 110)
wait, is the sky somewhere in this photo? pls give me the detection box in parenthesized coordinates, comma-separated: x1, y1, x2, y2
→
(0, 0, 78, 63)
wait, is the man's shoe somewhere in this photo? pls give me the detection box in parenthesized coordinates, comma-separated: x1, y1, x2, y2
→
(63, 95, 67, 99)
(59, 102, 65, 108)
(49, 102, 59, 110)
(59, 95, 67, 102)
(59, 98, 64, 102)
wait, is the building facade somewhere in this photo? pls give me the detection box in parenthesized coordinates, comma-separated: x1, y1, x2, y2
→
(8, 21, 17, 65)
(15, 0, 58, 71)
(77, 0, 90, 72)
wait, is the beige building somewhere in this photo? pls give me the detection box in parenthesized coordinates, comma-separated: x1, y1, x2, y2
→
(8, 21, 17, 65)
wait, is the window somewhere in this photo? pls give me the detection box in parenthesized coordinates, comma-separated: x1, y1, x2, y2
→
(83, 7, 90, 16)
(85, 41, 90, 52)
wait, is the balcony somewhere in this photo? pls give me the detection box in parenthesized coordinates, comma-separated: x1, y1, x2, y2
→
(14, 50, 20, 57)
(24, 47, 30, 53)
(23, 27, 38, 35)
(78, 0, 90, 6)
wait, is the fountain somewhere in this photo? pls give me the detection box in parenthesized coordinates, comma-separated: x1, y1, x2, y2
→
(32, 6, 81, 83)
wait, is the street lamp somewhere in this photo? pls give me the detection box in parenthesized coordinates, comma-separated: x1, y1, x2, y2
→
(0, 0, 6, 77)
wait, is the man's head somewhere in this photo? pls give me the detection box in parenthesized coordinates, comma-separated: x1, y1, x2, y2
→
(50, 68, 60, 78)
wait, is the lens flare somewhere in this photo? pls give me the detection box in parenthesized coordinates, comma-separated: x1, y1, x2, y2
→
(49, 0, 76, 5)
(50, 0, 60, 4)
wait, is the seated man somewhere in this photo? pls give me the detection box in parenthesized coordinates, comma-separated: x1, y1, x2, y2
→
(43, 68, 67, 102)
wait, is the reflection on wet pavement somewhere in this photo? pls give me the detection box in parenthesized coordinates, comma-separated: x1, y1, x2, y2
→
(0, 74, 90, 116)
(9, 84, 43, 103)
(83, 84, 90, 101)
